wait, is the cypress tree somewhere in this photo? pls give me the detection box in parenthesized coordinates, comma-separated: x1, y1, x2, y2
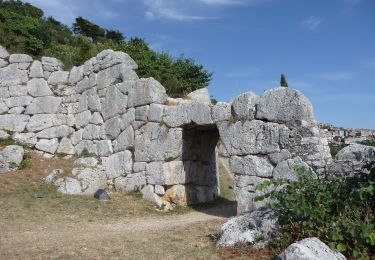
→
(280, 74, 288, 87)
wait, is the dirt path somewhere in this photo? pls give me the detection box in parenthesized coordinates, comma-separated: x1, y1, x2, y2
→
(1, 205, 236, 259)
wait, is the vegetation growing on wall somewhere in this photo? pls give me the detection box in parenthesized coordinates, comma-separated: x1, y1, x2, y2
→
(0, 0, 212, 97)
(256, 165, 375, 259)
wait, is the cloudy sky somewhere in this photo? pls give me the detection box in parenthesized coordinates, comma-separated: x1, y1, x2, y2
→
(27, 0, 375, 128)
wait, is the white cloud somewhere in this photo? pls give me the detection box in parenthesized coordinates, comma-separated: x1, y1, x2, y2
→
(301, 16, 324, 31)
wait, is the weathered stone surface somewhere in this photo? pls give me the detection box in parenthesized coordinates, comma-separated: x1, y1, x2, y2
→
(0, 145, 24, 173)
(94, 189, 111, 200)
(27, 114, 66, 132)
(148, 103, 164, 122)
(96, 140, 113, 156)
(44, 169, 63, 184)
(89, 112, 103, 125)
(190, 102, 214, 125)
(212, 102, 232, 122)
(230, 155, 274, 177)
(0, 64, 28, 87)
(256, 87, 316, 125)
(74, 140, 97, 155)
(268, 149, 292, 165)
(232, 92, 258, 120)
(86, 88, 101, 111)
(36, 125, 74, 138)
(35, 138, 59, 154)
(120, 108, 135, 130)
(278, 237, 346, 260)
(68, 66, 84, 85)
(0, 114, 30, 132)
(218, 120, 289, 156)
(75, 110, 91, 128)
(102, 85, 127, 120)
(29, 60, 44, 78)
(146, 161, 187, 185)
(4, 96, 33, 108)
(8, 106, 24, 114)
(97, 63, 138, 90)
(135, 105, 149, 121)
(273, 157, 315, 181)
(163, 103, 191, 127)
(96, 49, 138, 70)
(103, 117, 121, 139)
(57, 177, 82, 195)
(25, 96, 62, 114)
(71, 129, 83, 146)
(9, 85, 27, 97)
(0, 45, 9, 59)
(186, 88, 211, 104)
(0, 59, 8, 68)
(128, 77, 167, 107)
(75, 167, 107, 195)
(141, 185, 171, 209)
(12, 132, 37, 147)
(103, 150, 133, 179)
(75, 157, 98, 168)
(155, 185, 165, 195)
(114, 172, 146, 192)
(113, 126, 134, 152)
(0, 101, 9, 114)
(27, 78, 53, 97)
(9, 54, 32, 63)
(76, 74, 97, 94)
(0, 87, 10, 98)
(134, 123, 182, 162)
(56, 137, 75, 155)
(82, 124, 101, 140)
(336, 143, 375, 162)
(48, 71, 69, 85)
(218, 208, 278, 247)
(0, 130, 10, 140)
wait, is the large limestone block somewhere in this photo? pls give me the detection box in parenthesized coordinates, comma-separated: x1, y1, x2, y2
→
(232, 92, 258, 120)
(0, 64, 28, 87)
(230, 155, 274, 177)
(97, 63, 138, 90)
(86, 88, 101, 111)
(234, 175, 268, 192)
(0, 130, 10, 140)
(96, 140, 113, 156)
(47, 71, 69, 85)
(76, 73, 97, 93)
(12, 132, 37, 147)
(0, 145, 24, 168)
(186, 88, 211, 104)
(163, 103, 191, 127)
(103, 117, 121, 139)
(120, 108, 135, 130)
(134, 123, 182, 162)
(113, 126, 134, 152)
(0, 114, 30, 132)
(335, 143, 375, 162)
(273, 157, 315, 181)
(74, 140, 97, 155)
(102, 85, 127, 120)
(9, 54, 32, 63)
(103, 150, 133, 179)
(56, 137, 75, 155)
(212, 102, 232, 122)
(146, 161, 187, 185)
(0, 45, 9, 59)
(27, 78, 53, 97)
(189, 102, 214, 125)
(128, 78, 167, 107)
(0, 86, 10, 98)
(41, 56, 62, 69)
(57, 177, 82, 195)
(114, 172, 146, 192)
(0, 59, 8, 68)
(135, 105, 149, 121)
(36, 125, 74, 138)
(8, 107, 24, 114)
(68, 66, 84, 85)
(35, 138, 59, 154)
(74, 167, 107, 195)
(25, 96, 62, 114)
(75, 157, 99, 168)
(4, 96, 33, 108)
(148, 103, 164, 122)
(27, 114, 66, 132)
(256, 87, 316, 125)
(9, 85, 27, 97)
(82, 124, 101, 140)
(96, 49, 138, 70)
(29, 60, 44, 78)
(89, 112, 104, 125)
(217, 120, 289, 156)
(278, 237, 346, 260)
(75, 110, 91, 128)
(0, 101, 9, 114)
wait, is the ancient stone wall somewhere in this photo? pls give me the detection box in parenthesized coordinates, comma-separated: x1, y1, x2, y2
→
(0, 45, 332, 213)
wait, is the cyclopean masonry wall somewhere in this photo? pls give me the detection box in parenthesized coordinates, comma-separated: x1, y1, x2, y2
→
(0, 45, 332, 213)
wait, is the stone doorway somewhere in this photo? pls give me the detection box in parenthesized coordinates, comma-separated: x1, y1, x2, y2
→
(181, 124, 221, 204)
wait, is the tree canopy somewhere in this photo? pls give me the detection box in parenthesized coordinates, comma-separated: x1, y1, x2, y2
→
(280, 74, 288, 87)
(0, 0, 212, 97)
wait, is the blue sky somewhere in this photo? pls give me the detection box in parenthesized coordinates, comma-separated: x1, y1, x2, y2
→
(27, 0, 375, 129)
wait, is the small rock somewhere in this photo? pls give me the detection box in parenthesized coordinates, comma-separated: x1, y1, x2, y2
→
(94, 189, 111, 200)
(44, 169, 63, 184)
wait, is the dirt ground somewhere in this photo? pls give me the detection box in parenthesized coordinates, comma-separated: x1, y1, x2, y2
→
(0, 150, 245, 259)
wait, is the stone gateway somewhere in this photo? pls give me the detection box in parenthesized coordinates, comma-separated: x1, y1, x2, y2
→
(0, 46, 332, 213)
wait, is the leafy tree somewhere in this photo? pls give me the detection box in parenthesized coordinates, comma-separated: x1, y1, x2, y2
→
(280, 73, 288, 87)
(106, 29, 124, 45)
(72, 16, 105, 41)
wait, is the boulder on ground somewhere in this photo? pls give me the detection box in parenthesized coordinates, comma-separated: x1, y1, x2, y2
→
(0, 145, 25, 173)
(277, 237, 346, 260)
(94, 189, 111, 200)
(218, 207, 278, 248)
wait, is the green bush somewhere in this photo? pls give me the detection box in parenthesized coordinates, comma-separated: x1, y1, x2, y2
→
(256, 164, 375, 259)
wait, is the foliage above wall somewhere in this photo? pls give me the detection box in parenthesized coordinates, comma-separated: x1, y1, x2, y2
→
(0, 0, 212, 97)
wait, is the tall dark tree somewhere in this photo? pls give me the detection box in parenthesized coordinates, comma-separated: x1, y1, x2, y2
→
(72, 16, 105, 41)
(106, 29, 124, 44)
(280, 74, 288, 87)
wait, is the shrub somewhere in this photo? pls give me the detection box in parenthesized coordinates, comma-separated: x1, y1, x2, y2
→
(256, 164, 375, 259)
